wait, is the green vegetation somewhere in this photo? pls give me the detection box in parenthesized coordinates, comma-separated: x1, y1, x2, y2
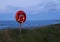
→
(0, 24, 60, 42)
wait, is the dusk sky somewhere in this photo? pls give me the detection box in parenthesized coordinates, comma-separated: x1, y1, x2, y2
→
(0, 0, 60, 21)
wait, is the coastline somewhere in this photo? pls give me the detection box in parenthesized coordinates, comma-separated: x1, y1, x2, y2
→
(0, 23, 60, 42)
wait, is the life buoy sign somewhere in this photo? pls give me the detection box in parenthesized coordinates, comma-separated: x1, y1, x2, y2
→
(15, 10, 26, 24)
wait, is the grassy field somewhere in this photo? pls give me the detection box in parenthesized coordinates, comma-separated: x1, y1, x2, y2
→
(0, 23, 60, 42)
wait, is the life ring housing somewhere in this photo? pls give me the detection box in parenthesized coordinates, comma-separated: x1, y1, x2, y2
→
(15, 10, 26, 24)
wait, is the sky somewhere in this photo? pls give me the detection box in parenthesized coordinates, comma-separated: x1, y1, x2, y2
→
(0, 0, 60, 21)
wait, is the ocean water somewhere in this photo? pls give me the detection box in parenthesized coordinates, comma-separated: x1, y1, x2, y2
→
(0, 20, 60, 29)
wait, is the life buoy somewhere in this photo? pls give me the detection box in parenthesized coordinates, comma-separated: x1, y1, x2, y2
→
(15, 10, 26, 24)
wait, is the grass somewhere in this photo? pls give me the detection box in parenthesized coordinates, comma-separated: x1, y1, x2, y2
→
(0, 23, 60, 42)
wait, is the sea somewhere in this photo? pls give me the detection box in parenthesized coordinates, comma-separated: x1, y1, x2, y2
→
(0, 20, 60, 29)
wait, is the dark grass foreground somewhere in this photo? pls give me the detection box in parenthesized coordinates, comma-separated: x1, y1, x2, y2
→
(0, 24, 60, 42)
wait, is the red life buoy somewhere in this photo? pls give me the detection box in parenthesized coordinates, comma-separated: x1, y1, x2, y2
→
(15, 10, 26, 24)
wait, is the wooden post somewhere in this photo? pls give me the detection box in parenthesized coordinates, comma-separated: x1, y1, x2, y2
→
(20, 23, 22, 33)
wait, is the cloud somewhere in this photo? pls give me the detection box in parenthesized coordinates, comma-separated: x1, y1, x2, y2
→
(0, 0, 60, 20)
(0, 0, 60, 13)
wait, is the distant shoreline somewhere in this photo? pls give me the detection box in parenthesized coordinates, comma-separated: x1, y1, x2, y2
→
(0, 23, 60, 30)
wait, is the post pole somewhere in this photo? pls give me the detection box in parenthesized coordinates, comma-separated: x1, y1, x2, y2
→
(20, 23, 22, 33)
